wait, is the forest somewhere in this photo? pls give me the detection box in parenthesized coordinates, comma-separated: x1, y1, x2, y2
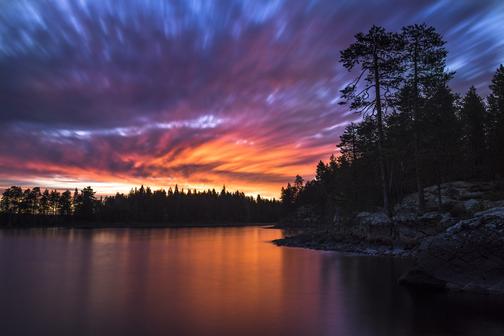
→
(281, 24, 504, 225)
(0, 185, 281, 226)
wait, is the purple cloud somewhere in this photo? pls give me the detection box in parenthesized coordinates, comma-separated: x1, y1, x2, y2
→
(0, 0, 502, 196)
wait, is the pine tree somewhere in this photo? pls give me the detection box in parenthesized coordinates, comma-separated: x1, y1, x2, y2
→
(59, 190, 72, 216)
(49, 190, 60, 215)
(340, 25, 403, 216)
(422, 84, 461, 206)
(460, 86, 487, 177)
(487, 65, 504, 176)
(401, 24, 452, 212)
(40, 189, 50, 215)
(1, 187, 23, 214)
(75, 187, 96, 220)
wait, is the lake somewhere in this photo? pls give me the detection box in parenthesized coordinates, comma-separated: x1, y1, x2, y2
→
(0, 226, 503, 336)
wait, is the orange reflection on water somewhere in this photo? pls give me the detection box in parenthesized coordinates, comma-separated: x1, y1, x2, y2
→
(2, 227, 499, 336)
(63, 227, 331, 335)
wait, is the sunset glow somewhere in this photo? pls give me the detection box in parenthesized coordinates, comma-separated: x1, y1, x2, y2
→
(1, 0, 503, 197)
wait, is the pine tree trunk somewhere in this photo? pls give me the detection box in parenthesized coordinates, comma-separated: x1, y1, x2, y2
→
(437, 154, 443, 209)
(414, 134, 425, 211)
(373, 54, 392, 221)
(413, 42, 425, 213)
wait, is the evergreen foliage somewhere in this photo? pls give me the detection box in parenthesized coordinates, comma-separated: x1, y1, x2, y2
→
(281, 24, 503, 224)
(0, 185, 280, 226)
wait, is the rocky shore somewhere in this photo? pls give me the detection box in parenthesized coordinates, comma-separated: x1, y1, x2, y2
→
(275, 181, 504, 294)
(273, 230, 414, 256)
(399, 206, 504, 294)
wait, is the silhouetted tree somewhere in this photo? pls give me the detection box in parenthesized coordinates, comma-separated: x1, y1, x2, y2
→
(400, 24, 452, 211)
(1, 184, 280, 226)
(338, 118, 380, 210)
(49, 190, 60, 215)
(277, 25, 504, 234)
(340, 25, 403, 216)
(487, 65, 504, 177)
(59, 190, 72, 216)
(74, 187, 96, 221)
(460, 86, 487, 177)
(280, 183, 297, 213)
(40, 189, 50, 215)
(422, 84, 461, 206)
(20, 188, 39, 214)
(1, 186, 23, 214)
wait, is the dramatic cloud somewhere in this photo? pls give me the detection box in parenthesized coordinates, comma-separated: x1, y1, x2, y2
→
(0, 0, 503, 197)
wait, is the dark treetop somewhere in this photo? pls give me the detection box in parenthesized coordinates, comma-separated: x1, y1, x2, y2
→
(1, 185, 281, 227)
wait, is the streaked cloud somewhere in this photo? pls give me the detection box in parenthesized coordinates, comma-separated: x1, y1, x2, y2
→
(0, 0, 502, 197)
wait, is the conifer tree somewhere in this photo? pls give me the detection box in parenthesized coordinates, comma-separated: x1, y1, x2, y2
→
(340, 26, 403, 216)
(401, 24, 451, 211)
(487, 65, 504, 176)
(460, 87, 487, 177)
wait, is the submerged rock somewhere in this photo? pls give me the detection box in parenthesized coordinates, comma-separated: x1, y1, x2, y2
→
(398, 269, 447, 290)
(401, 207, 504, 294)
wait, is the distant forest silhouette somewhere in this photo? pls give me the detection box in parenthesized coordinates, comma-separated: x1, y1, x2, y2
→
(281, 24, 504, 226)
(2, 24, 504, 229)
(0, 185, 281, 226)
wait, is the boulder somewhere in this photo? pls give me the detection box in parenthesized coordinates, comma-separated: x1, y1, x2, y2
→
(463, 198, 482, 214)
(393, 210, 417, 224)
(398, 269, 447, 290)
(356, 211, 391, 226)
(419, 211, 443, 223)
(396, 181, 502, 214)
(353, 211, 394, 241)
(401, 207, 504, 294)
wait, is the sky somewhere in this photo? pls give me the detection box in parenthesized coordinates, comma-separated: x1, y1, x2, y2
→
(1, 0, 503, 198)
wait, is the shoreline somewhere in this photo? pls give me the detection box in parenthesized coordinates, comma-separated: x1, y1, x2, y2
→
(273, 234, 415, 257)
(273, 232, 504, 296)
(0, 222, 276, 230)
(273, 206, 504, 295)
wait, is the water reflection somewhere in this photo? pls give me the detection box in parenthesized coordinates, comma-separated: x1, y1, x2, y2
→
(0, 227, 503, 336)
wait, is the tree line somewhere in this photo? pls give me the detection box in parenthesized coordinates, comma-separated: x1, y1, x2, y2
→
(281, 24, 504, 225)
(0, 185, 281, 226)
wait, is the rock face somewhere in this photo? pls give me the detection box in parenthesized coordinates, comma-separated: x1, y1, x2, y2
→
(277, 180, 504, 294)
(394, 181, 503, 218)
(333, 211, 394, 243)
(401, 207, 504, 294)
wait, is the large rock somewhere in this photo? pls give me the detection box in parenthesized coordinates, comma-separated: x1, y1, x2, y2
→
(463, 198, 482, 213)
(352, 211, 393, 241)
(401, 207, 504, 294)
(356, 211, 391, 226)
(395, 181, 503, 214)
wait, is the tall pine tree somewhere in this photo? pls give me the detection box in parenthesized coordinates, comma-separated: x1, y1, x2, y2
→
(401, 24, 452, 212)
(460, 87, 487, 177)
(487, 65, 504, 177)
(340, 26, 403, 216)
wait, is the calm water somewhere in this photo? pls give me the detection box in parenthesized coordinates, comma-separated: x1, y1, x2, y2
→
(0, 227, 503, 336)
